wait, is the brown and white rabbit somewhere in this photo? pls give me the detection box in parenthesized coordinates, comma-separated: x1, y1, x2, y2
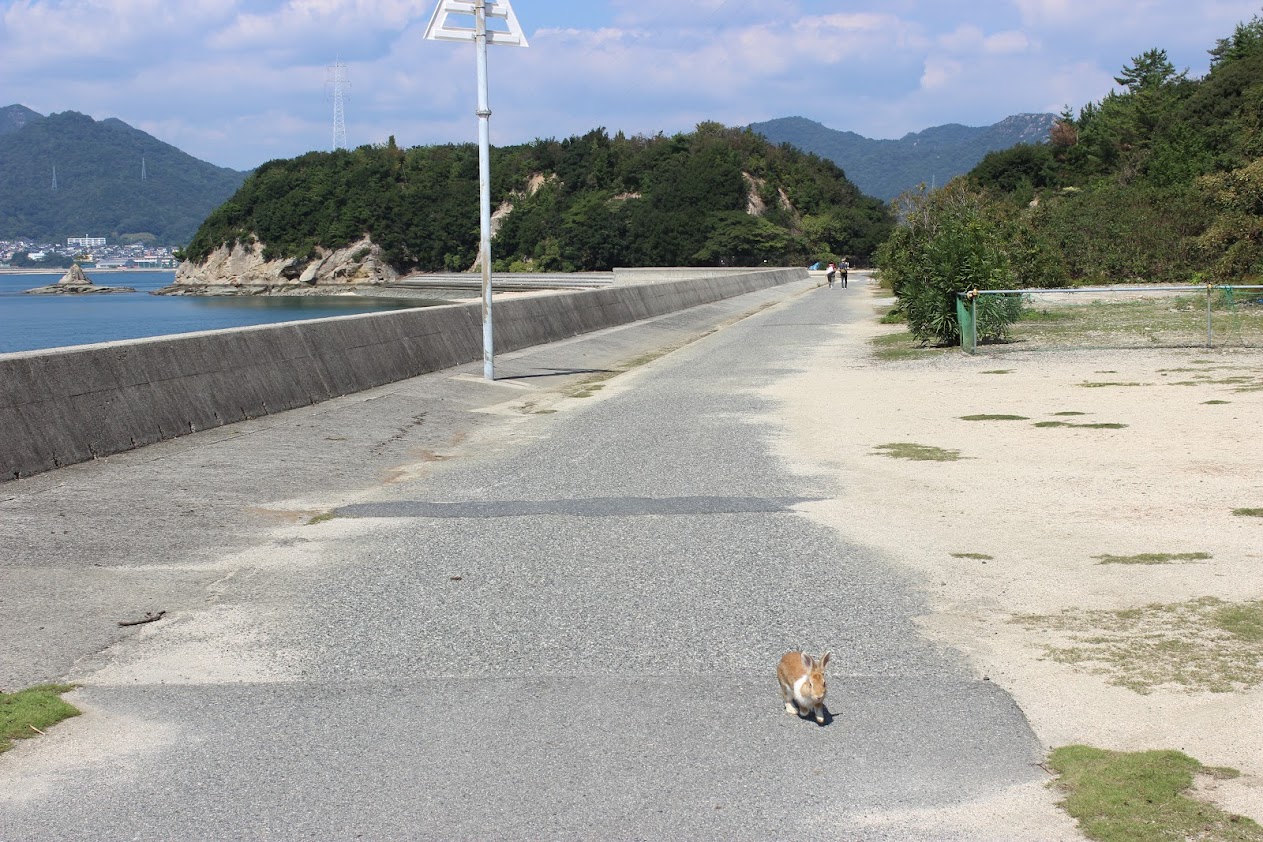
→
(777, 650, 830, 724)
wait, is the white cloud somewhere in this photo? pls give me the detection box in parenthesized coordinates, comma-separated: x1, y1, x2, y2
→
(920, 56, 964, 90)
(208, 0, 417, 49)
(6, 0, 1263, 170)
(984, 30, 1031, 54)
(608, 0, 798, 27)
(3, 0, 230, 67)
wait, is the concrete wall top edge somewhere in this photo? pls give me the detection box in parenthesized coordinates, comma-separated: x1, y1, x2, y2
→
(0, 298, 482, 362)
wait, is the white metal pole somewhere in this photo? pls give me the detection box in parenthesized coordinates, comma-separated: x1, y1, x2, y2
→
(475, 0, 494, 380)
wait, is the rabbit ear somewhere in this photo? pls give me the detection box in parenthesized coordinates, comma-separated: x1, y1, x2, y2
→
(820, 652, 831, 668)
(799, 652, 813, 670)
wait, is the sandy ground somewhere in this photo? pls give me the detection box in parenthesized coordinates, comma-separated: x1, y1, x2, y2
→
(767, 274, 1263, 834)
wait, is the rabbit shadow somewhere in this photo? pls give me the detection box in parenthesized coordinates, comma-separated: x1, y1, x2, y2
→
(786, 704, 834, 728)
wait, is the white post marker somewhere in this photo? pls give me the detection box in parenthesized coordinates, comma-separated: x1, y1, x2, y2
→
(425, 0, 528, 381)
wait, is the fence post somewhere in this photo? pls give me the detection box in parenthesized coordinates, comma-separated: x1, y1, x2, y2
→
(1206, 284, 1213, 348)
(956, 293, 975, 354)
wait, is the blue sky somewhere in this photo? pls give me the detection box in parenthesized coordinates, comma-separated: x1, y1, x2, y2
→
(4, 0, 1261, 171)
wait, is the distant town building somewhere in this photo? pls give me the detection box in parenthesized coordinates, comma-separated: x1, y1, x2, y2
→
(67, 237, 107, 248)
(95, 255, 177, 269)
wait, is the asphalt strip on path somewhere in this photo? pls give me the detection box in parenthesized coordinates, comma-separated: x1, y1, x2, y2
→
(0, 274, 1049, 840)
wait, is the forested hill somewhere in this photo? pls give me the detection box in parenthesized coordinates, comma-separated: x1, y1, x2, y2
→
(958, 13, 1263, 285)
(749, 114, 1057, 201)
(183, 123, 893, 273)
(1, 104, 42, 135)
(0, 108, 249, 244)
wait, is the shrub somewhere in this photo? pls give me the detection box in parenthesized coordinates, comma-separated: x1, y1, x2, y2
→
(877, 180, 1020, 345)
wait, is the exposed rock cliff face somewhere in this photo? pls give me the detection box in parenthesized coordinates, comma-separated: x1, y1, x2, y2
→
(167, 236, 397, 294)
(58, 264, 92, 285)
(742, 172, 797, 219)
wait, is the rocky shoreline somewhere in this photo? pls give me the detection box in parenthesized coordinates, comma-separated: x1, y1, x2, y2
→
(153, 283, 405, 297)
(167, 235, 397, 295)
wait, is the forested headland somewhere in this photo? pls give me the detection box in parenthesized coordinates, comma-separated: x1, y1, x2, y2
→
(182, 123, 893, 273)
(877, 14, 1263, 344)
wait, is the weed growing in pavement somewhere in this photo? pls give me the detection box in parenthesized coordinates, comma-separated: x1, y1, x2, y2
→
(951, 552, 994, 560)
(1232, 508, 1263, 517)
(1, 685, 79, 753)
(569, 383, 606, 399)
(1048, 745, 1260, 842)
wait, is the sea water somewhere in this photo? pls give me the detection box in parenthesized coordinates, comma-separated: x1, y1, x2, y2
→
(0, 271, 427, 354)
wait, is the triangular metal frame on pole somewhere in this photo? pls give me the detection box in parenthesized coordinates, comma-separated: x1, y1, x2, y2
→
(424, 0, 528, 47)
(425, 0, 528, 380)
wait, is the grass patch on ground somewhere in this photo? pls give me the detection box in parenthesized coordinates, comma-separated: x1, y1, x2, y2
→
(1080, 381, 1147, 388)
(1035, 421, 1129, 429)
(1205, 400, 1233, 405)
(1048, 745, 1261, 842)
(568, 382, 606, 399)
(951, 552, 994, 560)
(959, 413, 1029, 421)
(1053, 411, 1088, 416)
(1, 685, 80, 753)
(1020, 307, 1078, 322)
(981, 369, 1014, 374)
(879, 308, 906, 324)
(1004, 296, 1263, 352)
(873, 442, 963, 462)
(1014, 597, 1263, 693)
(870, 332, 946, 362)
(306, 511, 336, 526)
(1231, 508, 1263, 517)
(1094, 552, 1212, 565)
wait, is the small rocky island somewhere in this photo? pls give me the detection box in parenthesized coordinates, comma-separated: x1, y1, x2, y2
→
(24, 264, 136, 295)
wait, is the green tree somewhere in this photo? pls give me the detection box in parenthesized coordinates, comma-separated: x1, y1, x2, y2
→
(1197, 157, 1263, 280)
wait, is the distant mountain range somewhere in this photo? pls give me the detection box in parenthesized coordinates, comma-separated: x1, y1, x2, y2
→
(0, 106, 249, 244)
(748, 114, 1058, 201)
(0, 104, 1057, 246)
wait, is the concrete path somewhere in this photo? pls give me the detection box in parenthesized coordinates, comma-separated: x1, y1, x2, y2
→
(1, 274, 1046, 839)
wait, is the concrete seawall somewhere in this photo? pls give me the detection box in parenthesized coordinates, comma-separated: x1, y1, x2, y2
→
(0, 267, 806, 481)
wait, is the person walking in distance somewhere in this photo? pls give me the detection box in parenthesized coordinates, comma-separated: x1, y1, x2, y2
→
(825, 262, 836, 288)
(839, 258, 849, 288)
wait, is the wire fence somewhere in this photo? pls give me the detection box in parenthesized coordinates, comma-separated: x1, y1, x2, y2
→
(956, 285, 1263, 354)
